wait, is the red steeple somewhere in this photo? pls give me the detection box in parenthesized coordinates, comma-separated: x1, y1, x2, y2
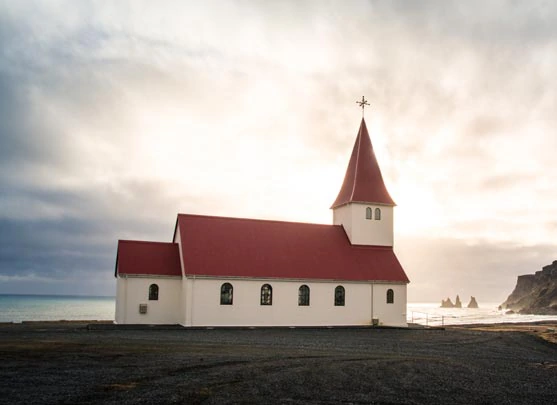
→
(331, 118, 395, 208)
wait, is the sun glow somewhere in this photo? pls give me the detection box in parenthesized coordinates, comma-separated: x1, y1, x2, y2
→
(392, 182, 446, 236)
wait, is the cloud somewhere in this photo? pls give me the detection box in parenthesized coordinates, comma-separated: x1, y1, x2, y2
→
(0, 1, 556, 299)
(397, 236, 556, 303)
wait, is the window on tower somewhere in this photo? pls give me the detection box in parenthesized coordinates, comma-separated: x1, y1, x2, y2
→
(366, 207, 372, 220)
(386, 289, 394, 304)
(298, 285, 310, 306)
(261, 284, 273, 305)
(375, 208, 381, 220)
(220, 283, 233, 305)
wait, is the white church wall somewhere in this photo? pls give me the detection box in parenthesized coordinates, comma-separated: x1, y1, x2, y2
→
(333, 203, 393, 246)
(173, 228, 189, 325)
(115, 276, 182, 324)
(182, 277, 194, 326)
(183, 278, 378, 327)
(333, 204, 353, 241)
(115, 277, 126, 324)
(173, 225, 185, 277)
(372, 283, 407, 327)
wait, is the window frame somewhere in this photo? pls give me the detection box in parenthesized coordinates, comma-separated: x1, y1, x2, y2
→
(375, 207, 381, 220)
(148, 284, 159, 301)
(386, 288, 394, 304)
(220, 282, 233, 305)
(334, 285, 345, 306)
(260, 284, 273, 305)
(298, 285, 310, 306)
(365, 207, 372, 220)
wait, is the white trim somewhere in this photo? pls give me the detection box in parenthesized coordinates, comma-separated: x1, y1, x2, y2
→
(183, 274, 407, 284)
(118, 274, 182, 279)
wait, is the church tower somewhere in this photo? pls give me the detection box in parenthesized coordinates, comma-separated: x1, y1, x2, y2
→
(331, 118, 395, 246)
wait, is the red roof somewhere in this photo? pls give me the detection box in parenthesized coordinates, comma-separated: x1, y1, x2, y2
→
(173, 214, 409, 283)
(115, 240, 182, 277)
(331, 118, 395, 208)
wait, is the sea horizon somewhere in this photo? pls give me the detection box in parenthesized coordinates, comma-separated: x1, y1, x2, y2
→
(2, 294, 556, 325)
(0, 294, 116, 323)
(0, 293, 115, 298)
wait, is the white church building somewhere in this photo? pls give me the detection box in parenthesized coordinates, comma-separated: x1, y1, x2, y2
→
(114, 117, 410, 327)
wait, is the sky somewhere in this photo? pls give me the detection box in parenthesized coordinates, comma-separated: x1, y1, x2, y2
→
(1, 0, 556, 303)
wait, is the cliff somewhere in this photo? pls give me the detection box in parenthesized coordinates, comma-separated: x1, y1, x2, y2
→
(501, 260, 557, 315)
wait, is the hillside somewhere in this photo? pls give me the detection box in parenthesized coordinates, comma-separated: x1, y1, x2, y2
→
(501, 260, 557, 314)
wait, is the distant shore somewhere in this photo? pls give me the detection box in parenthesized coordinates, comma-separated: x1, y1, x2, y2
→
(450, 320, 557, 344)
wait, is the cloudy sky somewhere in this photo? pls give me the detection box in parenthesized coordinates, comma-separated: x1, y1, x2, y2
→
(1, 1, 556, 303)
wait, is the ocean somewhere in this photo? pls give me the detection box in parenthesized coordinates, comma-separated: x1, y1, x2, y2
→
(0, 294, 115, 323)
(407, 302, 557, 326)
(1, 295, 556, 325)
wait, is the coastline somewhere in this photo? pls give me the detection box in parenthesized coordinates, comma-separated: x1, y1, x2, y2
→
(449, 320, 557, 344)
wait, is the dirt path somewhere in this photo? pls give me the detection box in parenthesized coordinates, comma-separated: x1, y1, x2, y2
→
(1, 322, 556, 404)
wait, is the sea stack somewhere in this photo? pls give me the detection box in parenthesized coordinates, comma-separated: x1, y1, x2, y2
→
(441, 297, 454, 308)
(467, 296, 479, 308)
(454, 295, 462, 308)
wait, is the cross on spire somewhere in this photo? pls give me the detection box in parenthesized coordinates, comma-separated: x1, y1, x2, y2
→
(356, 96, 370, 117)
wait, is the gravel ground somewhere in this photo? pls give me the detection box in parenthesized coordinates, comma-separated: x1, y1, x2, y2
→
(0, 322, 556, 404)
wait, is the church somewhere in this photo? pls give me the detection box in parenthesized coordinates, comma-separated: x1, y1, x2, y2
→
(114, 114, 410, 327)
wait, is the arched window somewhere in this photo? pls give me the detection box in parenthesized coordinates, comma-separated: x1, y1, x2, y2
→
(366, 207, 372, 220)
(148, 284, 159, 301)
(261, 284, 272, 305)
(220, 283, 233, 305)
(334, 286, 345, 306)
(375, 208, 381, 220)
(298, 285, 310, 306)
(386, 289, 394, 304)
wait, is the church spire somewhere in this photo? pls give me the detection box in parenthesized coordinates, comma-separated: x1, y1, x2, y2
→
(331, 118, 395, 209)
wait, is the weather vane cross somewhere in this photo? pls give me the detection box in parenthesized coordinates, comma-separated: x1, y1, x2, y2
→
(356, 96, 370, 117)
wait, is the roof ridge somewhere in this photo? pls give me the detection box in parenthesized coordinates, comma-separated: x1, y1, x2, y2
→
(177, 213, 334, 228)
(348, 119, 364, 202)
(118, 240, 177, 245)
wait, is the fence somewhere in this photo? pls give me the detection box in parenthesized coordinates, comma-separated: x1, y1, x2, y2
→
(409, 311, 445, 327)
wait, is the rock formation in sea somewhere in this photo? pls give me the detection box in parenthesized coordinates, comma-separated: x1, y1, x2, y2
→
(467, 296, 479, 308)
(441, 297, 454, 308)
(501, 260, 557, 315)
(441, 295, 478, 309)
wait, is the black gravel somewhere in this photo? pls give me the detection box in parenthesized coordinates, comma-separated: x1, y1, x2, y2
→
(0, 323, 556, 404)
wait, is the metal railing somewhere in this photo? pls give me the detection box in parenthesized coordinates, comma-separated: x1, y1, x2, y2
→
(410, 311, 445, 327)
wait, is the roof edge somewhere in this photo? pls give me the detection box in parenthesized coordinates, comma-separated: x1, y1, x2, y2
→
(177, 213, 335, 228)
(117, 274, 183, 279)
(330, 200, 396, 210)
(118, 239, 178, 246)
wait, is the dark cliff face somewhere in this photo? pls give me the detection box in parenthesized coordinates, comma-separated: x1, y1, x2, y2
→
(501, 260, 557, 315)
